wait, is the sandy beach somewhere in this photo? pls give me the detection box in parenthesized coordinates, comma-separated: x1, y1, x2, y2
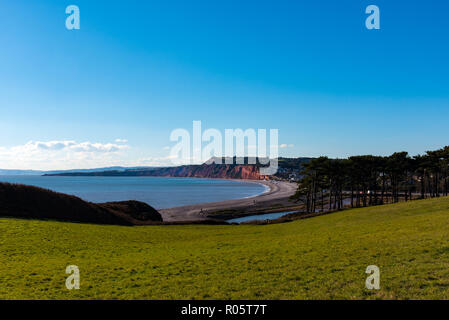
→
(159, 180, 298, 222)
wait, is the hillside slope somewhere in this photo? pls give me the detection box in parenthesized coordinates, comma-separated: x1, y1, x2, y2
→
(1, 197, 449, 299)
(0, 183, 162, 225)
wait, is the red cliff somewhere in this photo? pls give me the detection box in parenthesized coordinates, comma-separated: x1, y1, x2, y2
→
(141, 163, 267, 180)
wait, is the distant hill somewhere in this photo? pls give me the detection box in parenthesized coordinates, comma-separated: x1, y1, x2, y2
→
(0, 169, 44, 176)
(44, 157, 313, 180)
(0, 166, 157, 176)
(47, 163, 265, 179)
(0, 182, 162, 225)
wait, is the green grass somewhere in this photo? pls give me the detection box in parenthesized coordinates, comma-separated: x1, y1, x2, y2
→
(2, 197, 449, 299)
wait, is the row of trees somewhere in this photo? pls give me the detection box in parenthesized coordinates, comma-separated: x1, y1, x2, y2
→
(292, 146, 449, 213)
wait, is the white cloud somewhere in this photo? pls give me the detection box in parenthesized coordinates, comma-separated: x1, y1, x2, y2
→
(0, 140, 130, 170)
(70, 142, 127, 153)
(0, 140, 297, 170)
(127, 155, 179, 167)
(115, 138, 128, 143)
(36, 141, 76, 150)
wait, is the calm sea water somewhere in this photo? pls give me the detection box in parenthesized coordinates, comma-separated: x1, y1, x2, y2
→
(0, 176, 268, 209)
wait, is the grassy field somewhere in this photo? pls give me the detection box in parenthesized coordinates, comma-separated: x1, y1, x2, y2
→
(1, 197, 449, 299)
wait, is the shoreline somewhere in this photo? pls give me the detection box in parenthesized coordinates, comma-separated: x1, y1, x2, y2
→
(1, 174, 297, 223)
(159, 180, 298, 222)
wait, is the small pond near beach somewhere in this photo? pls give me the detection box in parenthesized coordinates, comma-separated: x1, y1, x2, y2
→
(227, 211, 297, 224)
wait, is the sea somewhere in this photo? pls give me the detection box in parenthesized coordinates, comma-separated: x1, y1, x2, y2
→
(0, 176, 268, 209)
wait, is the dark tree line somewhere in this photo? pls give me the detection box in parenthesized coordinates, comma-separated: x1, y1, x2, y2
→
(292, 146, 449, 213)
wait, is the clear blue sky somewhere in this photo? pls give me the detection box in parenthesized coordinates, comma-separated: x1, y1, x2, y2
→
(0, 0, 448, 169)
